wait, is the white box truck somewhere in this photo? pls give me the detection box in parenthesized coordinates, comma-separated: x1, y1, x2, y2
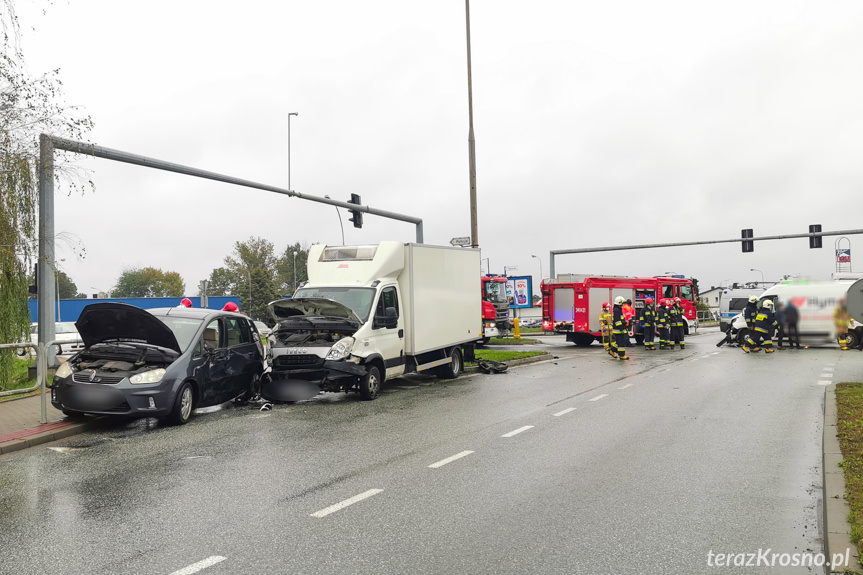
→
(261, 241, 481, 401)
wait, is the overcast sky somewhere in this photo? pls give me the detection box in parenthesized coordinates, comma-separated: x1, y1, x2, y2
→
(16, 0, 863, 297)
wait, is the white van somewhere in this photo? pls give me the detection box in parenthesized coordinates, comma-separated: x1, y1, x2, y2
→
(728, 280, 854, 347)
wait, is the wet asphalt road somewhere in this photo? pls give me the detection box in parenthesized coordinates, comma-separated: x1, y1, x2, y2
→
(0, 329, 853, 574)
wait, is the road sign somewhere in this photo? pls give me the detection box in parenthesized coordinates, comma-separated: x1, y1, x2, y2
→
(450, 236, 471, 247)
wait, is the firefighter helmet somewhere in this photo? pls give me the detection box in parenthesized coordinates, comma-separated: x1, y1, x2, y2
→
(180, 298, 192, 308)
(602, 302, 610, 309)
(222, 302, 239, 312)
(614, 296, 625, 305)
(674, 297, 681, 303)
(749, 295, 758, 303)
(645, 297, 653, 305)
(763, 299, 774, 309)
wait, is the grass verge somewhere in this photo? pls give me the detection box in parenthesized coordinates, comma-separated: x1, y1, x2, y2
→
(834, 382, 863, 556)
(467, 350, 547, 364)
(488, 337, 537, 345)
(0, 358, 38, 392)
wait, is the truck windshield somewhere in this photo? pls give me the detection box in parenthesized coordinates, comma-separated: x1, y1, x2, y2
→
(484, 281, 508, 304)
(293, 287, 376, 322)
(679, 285, 694, 302)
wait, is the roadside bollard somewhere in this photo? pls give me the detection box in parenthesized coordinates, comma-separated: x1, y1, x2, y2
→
(514, 318, 520, 339)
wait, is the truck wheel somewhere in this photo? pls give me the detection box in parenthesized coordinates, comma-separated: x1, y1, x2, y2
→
(360, 365, 381, 400)
(437, 348, 463, 379)
(166, 382, 194, 425)
(845, 330, 860, 349)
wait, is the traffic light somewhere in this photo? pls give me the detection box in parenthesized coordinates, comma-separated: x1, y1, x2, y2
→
(809, 224, 822, 249)
(348, 193, 363, 229)
(741, 229, 754, 253)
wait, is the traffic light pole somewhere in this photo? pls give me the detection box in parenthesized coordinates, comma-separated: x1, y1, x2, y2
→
(547, 228, 863, 279)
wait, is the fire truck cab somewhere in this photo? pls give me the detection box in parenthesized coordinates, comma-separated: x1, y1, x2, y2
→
(541, 274, 698, 346)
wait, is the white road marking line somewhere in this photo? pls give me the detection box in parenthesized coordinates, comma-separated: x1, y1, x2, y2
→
(711, 352, 720, 355)
(823, 366, 835, 371)
(553, 407, 577, 416)
(817, 380, 832, 386)
(501, 425, 534, 438)
(617, 384, 634, 390)
(589, 394, 608, 402)
(428, 450, 474, 468)
(310, 489, 384, 518)
(820, 374, 833, 379)
(169, 556, 226, 575)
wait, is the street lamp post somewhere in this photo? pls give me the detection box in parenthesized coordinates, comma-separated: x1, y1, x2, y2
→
(246, 267, 252, 314)
(288, 112, 298, 191)
(531, 254, 543, 283)
(293, 251, 298, 292)
(324, 195, 345, 245)
(750, 268, 764, 285)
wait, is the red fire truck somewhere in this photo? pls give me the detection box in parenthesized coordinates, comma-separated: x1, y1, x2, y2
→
(541, 274, 698, 346)
(481, 275, 512, 340)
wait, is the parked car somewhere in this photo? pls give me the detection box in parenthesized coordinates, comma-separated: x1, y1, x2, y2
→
(51, 303, 265, 425)
(18, 321, 85, 357)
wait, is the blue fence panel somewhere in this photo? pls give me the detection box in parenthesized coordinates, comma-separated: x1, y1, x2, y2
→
(28, 296, 242, 323)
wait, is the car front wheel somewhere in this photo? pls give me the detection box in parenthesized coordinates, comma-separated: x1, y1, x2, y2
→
(360, 365, 381, 400)
(167, 382, 194, 425)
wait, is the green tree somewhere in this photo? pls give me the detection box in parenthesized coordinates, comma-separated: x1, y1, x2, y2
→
(113, 267, 185, 298)
(27, 269, 82, 299)
(205, 237, 281, 321)
(1, 0, 92, 382)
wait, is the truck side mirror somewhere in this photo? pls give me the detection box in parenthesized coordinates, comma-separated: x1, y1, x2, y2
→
(374, 307, 398, 329)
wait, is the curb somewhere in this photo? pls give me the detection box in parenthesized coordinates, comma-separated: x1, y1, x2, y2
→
(464, 352, 552, 374)
(823, 383, 862, 573)
(0, 418, 105, 456)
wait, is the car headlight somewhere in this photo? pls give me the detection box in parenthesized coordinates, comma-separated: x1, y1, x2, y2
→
(130, 368, 166, 384)
(55, 362, 72, 379)
(325, 337, 355, 361)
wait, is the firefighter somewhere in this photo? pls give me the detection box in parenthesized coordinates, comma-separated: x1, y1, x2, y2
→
(610, 296, 630, 360)
(744, 299, 779, 353)
(599, 302, 614, 353)
(641, 297, 657, 350)
(657, 299, 671, 349)
(743, 295, 759, 330)
(669, 297, 686, 350)
(835, 298, 851, 350)
(622, 299, 635, 347)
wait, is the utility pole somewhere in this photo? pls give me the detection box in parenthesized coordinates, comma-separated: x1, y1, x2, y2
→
(465, 0, 479, 249)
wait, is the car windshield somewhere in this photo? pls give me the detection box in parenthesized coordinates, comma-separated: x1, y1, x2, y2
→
(155, 316, 204, 351)
(292, 287, 376, 322)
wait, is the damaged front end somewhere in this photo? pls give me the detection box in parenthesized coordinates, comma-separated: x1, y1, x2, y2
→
(262, 302, 364, 401)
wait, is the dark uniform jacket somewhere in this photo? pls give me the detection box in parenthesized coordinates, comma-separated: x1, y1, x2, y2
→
(656, 306, 669, 328)
(641, 305, 656, 327)
(613, 305, 626, 333)
(744, 302, 758, 328)
(753, 308, 778, 334)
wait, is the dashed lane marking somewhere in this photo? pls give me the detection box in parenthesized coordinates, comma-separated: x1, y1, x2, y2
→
(310, 489, 384, 518)
(501, 425, 534, 438)
(553, 407, 576, 417)
(169, 556, 226, 575)
(428, 451, 474, 469)
(588, 394, 608, 402)
(617, 384, 634, 390)
(817, 381, 832, 386)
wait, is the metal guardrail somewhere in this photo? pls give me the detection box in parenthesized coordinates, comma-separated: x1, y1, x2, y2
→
(0, 340, 64, 423)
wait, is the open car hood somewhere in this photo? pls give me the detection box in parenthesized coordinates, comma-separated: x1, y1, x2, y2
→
(76, 303, 181, 352)
(268, 298, 362, 325)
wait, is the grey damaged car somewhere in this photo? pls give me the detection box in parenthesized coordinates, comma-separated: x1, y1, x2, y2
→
(51, 303, 265, 424)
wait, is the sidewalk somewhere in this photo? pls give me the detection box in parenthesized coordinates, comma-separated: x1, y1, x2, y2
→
(0, 392, 103, 455)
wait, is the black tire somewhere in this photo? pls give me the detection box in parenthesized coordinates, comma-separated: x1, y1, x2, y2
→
(360, 365, 382, 400)
(845, 330, 860, 349)
(437, 348, 463, 379)
(737, 328, 750, 346)
(477, 337, 490, 347)
(167, 382, 194, 425)
(634, 334, 644, 345)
